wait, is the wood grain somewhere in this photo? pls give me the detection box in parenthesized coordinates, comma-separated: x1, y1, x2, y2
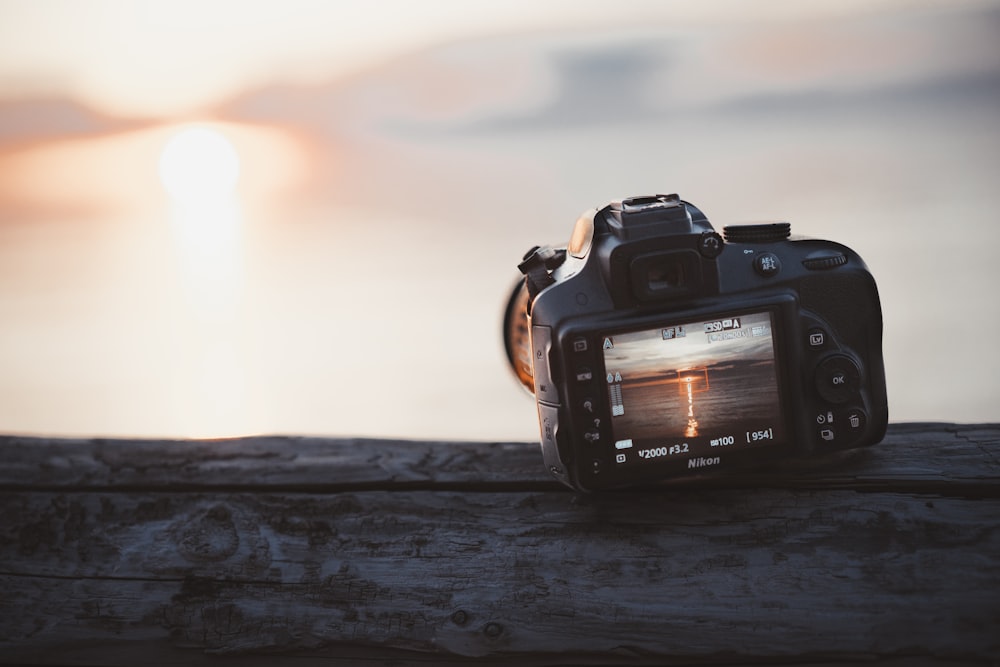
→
(1, 423, 998, 665)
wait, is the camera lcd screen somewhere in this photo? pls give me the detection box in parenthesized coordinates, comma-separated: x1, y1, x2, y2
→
(601, 309, 786, 469)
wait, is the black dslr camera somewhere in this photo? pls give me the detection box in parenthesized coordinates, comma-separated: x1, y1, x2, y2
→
(503, 194, 887, 491)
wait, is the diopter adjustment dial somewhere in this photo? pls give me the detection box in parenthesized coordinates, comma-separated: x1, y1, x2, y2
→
(723, 223, 791, 243)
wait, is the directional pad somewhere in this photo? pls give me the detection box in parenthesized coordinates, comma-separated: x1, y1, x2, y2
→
(815, 355, 862, 404)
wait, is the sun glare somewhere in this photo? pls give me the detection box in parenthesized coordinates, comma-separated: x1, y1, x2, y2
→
(159, 126, 240, 203)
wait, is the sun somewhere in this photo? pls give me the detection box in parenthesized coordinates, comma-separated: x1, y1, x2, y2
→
(159, 126, 240, 204)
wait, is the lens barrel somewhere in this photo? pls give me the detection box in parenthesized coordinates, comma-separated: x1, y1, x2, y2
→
(503, 279, 535, 393)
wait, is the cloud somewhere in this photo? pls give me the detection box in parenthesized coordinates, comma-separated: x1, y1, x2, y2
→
(0, 97, 134, 147)
(220, 4, 1000, 140)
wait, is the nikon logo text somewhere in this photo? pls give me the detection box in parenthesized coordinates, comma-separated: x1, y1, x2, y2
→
(688, 456, 721, 469)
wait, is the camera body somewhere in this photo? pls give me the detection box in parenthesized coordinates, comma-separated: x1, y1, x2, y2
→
(504, 194, 887, 491)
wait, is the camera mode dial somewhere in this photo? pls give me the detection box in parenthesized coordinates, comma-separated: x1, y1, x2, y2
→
(723, 223, 791, 243)
(518, 245, 567, 302)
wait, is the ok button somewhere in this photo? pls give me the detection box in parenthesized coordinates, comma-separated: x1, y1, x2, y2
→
(815, 355, 861, 404)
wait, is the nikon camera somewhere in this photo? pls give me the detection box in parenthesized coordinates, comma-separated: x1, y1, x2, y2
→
(503, 194, 887, 491)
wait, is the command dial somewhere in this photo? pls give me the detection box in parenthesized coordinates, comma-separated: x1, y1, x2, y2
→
(723, 222, 791, 243)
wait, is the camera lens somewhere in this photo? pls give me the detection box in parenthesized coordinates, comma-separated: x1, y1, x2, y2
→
(503, 280, 535, 394)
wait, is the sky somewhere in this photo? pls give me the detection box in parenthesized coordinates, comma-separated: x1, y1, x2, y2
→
(2, 0, 986, 117)
(0, 0, 998, 441)
(604, 312, 776, 381)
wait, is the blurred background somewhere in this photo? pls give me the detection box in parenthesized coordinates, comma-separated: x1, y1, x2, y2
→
(0, 0, 998, 441)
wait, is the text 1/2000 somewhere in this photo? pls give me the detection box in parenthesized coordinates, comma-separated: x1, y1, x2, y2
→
(637, 443, 689, 459)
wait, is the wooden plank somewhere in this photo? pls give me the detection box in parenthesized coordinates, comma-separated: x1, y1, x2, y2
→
(1, 423, 998, 665)
(1, 422, 998, 492)
(3, 489, 999, 664)
(0, 434, 551, 491)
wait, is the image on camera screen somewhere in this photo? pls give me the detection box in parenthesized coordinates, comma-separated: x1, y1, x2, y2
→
(601, 310, 785, 467)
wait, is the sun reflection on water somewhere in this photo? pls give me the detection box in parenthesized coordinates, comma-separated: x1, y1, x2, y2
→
(160, 125, 247, 435)
(684, 377, 699, 438)
(680, 370, 709, 438)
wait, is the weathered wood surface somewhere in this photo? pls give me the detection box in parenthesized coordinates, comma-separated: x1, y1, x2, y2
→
(1, 423, 998, 665)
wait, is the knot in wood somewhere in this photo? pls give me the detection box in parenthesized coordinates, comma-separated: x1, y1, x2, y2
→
(175, 503, 239, 563)
(483, 622, 504, 639)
